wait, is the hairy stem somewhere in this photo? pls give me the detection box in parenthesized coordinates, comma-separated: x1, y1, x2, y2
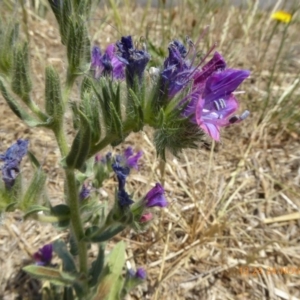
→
(88, 121, 137, 158)
(24, 95, 49, 122)
(54, 126, 69, 157)
(89, 134, 117, 158)
(65, 168, 88, 276)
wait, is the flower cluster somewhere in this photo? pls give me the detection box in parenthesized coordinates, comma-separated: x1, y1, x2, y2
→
(107, 148, 167, 221)
(91, 36, 250, 142)
(161, 40, 250, 141)
(0, 139, 29, 188)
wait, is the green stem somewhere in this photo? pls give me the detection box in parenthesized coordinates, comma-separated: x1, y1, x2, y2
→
(89, 134, 117, 158)
(65, 168, 88, 276)
(18, 94, 48, 122)
(88, 121, 138, 158)
(26, 97, 49, 122)
(54, 126, 69, 157)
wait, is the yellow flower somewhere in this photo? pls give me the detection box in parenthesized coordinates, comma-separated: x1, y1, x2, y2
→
(271, 10, 292, 23)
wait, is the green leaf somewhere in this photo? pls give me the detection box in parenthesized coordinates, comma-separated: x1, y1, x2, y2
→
(21, 168, 47, 210)
(70, 101, 80, 130)
(63, 287, 75, 300)
(48, 0, 72, 45)
(0, 21, 19, 75)
(11, 42, 32, 100)
(69, 234, 79, 256)
(128, 89, 144, 132)
(23, 205, 50, 220)
(23, 265, 78, 286)
(97, 80, 112, 129)
(65, 110, 91, 170)
(0, 170, 22, 212)
(45, 66, 64, 129)
(51, 204, 71, 228)
(110, 102, 123, 139)
(5, 201, 18, 212)
(85, 224, 126, 243)
(51, 204, 70, 216)
(75, 0, 92, 16)
(27, 150, 41, 168)
(109, 80, 121, 117)
(88, 243, 106, 287)
(80, 76, 93, 99)
(93, 241, 126, 300)
(66, 17, 90, 76)
(53, 240, 77, 274)
(81, 91, 101, 144)
(0, 77, 53, 127)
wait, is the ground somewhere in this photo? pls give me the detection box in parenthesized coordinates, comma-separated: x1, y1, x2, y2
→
(1, 1, 300, 299)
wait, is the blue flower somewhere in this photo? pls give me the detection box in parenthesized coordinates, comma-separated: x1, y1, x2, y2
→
(118, 189, 134, 208)
(116, 36, 150, 86)
(112, 161, 130, 191)
(161, 40, 190, 98)
(112, 160, 133, 208)
(0, 139, 29, 188)
(79, 184, 90, 201)
(33, 244, 53, 266)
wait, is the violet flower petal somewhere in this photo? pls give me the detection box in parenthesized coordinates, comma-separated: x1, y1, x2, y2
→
(193, 52, 226, 85)
(203, 69, 250, 103)
(135, 268, 147, 280)
(145, 183, 168, 208)
(33, 244, 53, 266)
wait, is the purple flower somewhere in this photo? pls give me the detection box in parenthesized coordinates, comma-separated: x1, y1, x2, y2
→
(116, 36, 150, 86)
(193, 52, 227, 85)
(0, 139, 29, 188)
(123, 147, 143, 170)
(161, 40, 190, 98)
(159, 37, 250, 141)
(79, 184, 90, 201)
(91, 45, 125, 79)
(145, 183, 168, 208)
(112, 161, 130, 191)
(128, 267, 147, 280)
(33, 244, 53, 266)
(135, 268, 147, 280)
(192, 69, 250, 141)
(161, 41, 228, 100)
(112, 160, 133, 208)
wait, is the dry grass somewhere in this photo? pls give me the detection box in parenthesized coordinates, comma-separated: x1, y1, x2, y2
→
(1, 0, 300, 299)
